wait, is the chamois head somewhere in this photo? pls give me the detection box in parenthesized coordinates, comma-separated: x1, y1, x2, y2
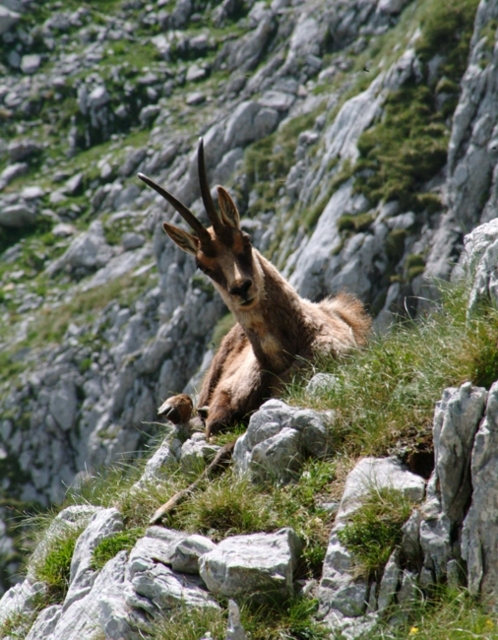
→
(138, 139, 263, 313)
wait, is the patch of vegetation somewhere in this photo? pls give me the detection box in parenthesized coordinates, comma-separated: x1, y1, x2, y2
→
(33, 523, 83, 603)
(146, 605, 227, 640)
(168, 459, 335, 578)
(285, 283, 498, 458)
(239, 595, 330, 640)
(25, 272, 151, 346)
(354, 83, 449, 210)
(243, 109, 321, 217)
(350, 0, 479, 211)
(369, 586, 498, 639)
(405, 253, 426, 281)
(0, 607, 40, 640)
(337, 211, 375, 233)
(337, 486, 414, 579)
(91, 527, 144, 570)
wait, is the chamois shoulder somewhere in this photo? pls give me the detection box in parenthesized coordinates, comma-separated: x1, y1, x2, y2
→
(317, 292, 372, 346)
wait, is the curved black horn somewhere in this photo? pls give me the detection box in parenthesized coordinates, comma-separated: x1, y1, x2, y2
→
(197, 138, 223, 233)
(138, 172, 210, 243)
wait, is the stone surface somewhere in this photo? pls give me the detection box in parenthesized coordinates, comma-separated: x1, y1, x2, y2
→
(462, 381, 498, 598)
(234, 399, 334, 482)
(319, 456, 426, 635)
(199, 528, 301, 598)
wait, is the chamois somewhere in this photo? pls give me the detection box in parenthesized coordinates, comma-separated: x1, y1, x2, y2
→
(138, 139, 371, 438)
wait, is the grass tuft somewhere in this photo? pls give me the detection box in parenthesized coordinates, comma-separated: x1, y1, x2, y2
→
(32, 522, 83, 603)
(337, 486, 414, 579)
(285, 283, 498, 459)
(91, 527, 144, 570)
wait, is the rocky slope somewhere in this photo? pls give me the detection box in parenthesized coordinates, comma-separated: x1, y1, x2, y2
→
(0, 0, 498, 633)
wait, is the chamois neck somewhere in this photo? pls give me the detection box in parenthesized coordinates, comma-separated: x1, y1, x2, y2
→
(233, 250, 309, 372)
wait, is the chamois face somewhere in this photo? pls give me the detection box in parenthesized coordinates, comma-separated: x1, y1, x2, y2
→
(138, 138, 265, 314)
(195, 224, 263, 313)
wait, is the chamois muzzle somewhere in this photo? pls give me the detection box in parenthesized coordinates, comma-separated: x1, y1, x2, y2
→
(229, 279, 253, 300)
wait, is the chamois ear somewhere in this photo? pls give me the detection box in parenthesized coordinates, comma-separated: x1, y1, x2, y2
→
(163, 222, 199, 255)
(217, 186, 240, 229)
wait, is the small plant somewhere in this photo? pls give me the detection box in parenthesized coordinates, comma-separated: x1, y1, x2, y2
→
(337, 486, 414, 579)
(285, 283, 498, 458)
(146, 604, 226, 640)
(239, 595, 330, 640)
(91, 528, 144, 570)
(33, 523, 83, 603)
(368, 586, 498, 639)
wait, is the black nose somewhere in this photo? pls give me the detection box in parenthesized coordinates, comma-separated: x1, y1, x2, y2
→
(230, 279, 252, 298)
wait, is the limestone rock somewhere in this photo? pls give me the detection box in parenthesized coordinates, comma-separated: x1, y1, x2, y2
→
(64, 508, 124, 609)
(234, 399, 334, 482)
(200, 528, 301, 599)
(0, 203, 36, 228)
(0, 5, 20, 35)
(462, 381, 498, 599)
(432, 382, 487, 524)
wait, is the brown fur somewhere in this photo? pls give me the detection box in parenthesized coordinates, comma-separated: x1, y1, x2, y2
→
(138, 141, 371, 437)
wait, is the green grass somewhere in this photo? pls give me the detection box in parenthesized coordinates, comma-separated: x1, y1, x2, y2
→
(91, 527, 144, 570)
(32, 522, 84, 603)
(285, 284, 498, 458)
(351, 0, 479, 212)
(239, 596, 330, 640)
(337, 486, 414, 579)
(167, 459, 335, 578)
(145, 605, 227, 640)
(368, 587, 498, 639)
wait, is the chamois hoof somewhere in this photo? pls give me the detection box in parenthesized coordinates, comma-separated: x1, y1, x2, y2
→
(157, 394, 193, 424)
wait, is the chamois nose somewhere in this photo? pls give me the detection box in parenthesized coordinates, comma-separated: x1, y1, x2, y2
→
(229, 279, 252, 298)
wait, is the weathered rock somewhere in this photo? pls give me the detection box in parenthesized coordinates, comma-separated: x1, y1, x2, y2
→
(0, 5, 20, 35)
(46, 220, 114, 277)
(129, 533, 219, 612)
(224, 101, 279, 149)
(64, 508, 124, 608)
(200, 528, 301, 599)
(0, 203, 36, 227)
(432, 382, 487, 524)
(20, 54, 41, 74)
(8, 139, 42, 163)
(234, 399, 334, 482)
(319, 457, 425, 633)
(180, 433, 221, 473)
(226, 599, 248, 640)
(462, 381, 498, 599)
(459, 218, 498, 313)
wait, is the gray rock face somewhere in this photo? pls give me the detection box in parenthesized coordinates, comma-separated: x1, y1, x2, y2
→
(422, 0, 498, 290)
(432, 383, 487, 524)
(462, 382, 498, 598)
(199, 528, 301, 598)
(0, 5, 20, 35)
(0, 203, 36, 227)
(459, 218, 498, 313)
(319, 457, 425, 634)
(46, 220, 114, 277)
(233, 399, 334, 482)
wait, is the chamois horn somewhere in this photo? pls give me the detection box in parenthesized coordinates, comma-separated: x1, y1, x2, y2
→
(137, 171, 210, 244)
(197, 138, 224, 234)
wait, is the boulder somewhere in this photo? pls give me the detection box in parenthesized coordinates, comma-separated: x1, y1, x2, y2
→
(0, 5, 20, 35)
(199, 528, 301, 598)
(20, 54, 41, 74)
(224, 101, 279, 149)
(0, 203, 36, 228)
(462, 381, 498, 599)
(234, 399, 334, 482)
